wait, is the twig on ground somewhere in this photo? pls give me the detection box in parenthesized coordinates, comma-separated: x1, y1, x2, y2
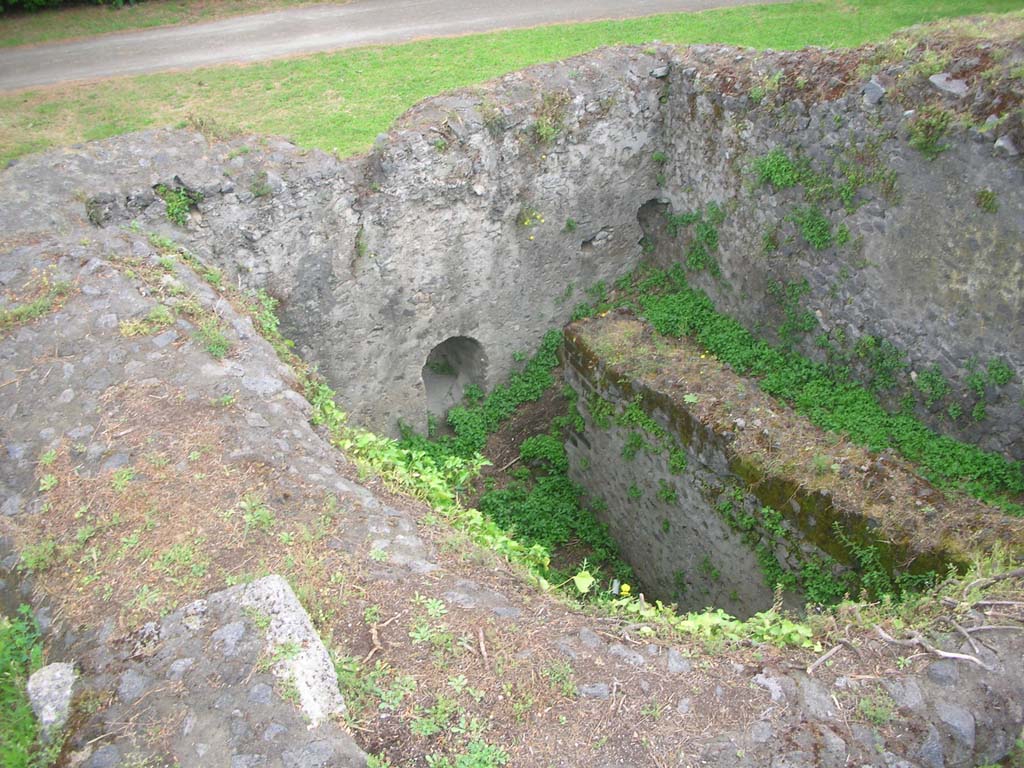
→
(807, 643, 844, 675)
(949, 620, 981, 656)
(874, 626, 993, 670)
(964, 625, 1024, 634)
(962, 569, 1024, 600)
(363, 610, 405, 664)
(363, 624, 383, 664)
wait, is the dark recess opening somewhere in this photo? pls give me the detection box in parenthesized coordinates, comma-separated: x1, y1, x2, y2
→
(637, 198, 670, 263)
(422, 336, 488, 419)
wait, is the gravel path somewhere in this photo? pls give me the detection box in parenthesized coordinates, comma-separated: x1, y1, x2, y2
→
(0, 0, 786, 91)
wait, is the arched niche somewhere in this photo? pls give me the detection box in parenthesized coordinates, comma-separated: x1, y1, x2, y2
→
(422, 336, 488, 420)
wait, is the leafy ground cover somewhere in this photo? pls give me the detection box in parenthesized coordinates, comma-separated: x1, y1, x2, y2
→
(0, 0, 330, 48)
(2, 0, 1021, 165)
(0, 606, 53, 768)
(397, 334, 634, 587)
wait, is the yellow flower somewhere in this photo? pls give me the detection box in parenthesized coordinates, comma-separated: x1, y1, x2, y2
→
(620, 583, 631, 596)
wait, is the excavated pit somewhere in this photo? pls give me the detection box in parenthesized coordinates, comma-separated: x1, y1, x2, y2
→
(56, 41, 1023, 458)
(91, 39, 1023, 617)
(561, 314, 1024, 618)
(3, 24, 1024, 768)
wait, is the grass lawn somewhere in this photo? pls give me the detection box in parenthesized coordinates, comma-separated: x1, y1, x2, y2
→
(0, 0, 336, 48)
(1, 0, 1021, 167)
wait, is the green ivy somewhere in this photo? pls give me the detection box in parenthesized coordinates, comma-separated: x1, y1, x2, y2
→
(916, 365, 950, 407)
(155, 184, 203, 226)
(987, 358, 1013, 387)
(668, 448, 688, 475)
(965, 363, 987, 399)
(463, 383, 485, 405)
(752, 143, 895, 256)
(789, 205, 833, 250)
(853, 334, 906, 392)
(621, 432, 646, 461)
(768, 279, 817, 348)
(665, 204, 724, 274)
(759, 506, 786, 538)
(519, 434, 569, 473)
(586, 393, 615, 429)
(478, 473, 628, 582)
(972, 401, 987, 422)
(755, 543, 798, 592)
(800, 558, 852, 605)
(656, 480, 679, 504)
(617, 395, 669, 441)
(908, 106, 952, 160)
(752, 149, 799, 189)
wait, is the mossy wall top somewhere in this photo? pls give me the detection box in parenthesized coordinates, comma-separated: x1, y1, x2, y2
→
(561, 314, 1005, 613)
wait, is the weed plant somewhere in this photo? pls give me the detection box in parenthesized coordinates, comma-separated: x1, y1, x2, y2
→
(0, 276, 72, 336)
(908, 106, 952, 159)
(155, 185, 202, 226)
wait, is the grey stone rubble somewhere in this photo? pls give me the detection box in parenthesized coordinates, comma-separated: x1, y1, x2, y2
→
(0, 37, 1021, 768)
(238, 575, 346, 727)
(862, 75, 888, 106)
(928, 72, 969, 98)
(548, 623, 1024, 768)
(26, 662, 78, 741)
(994, 133, 1020, 156)
(66, 576, 365, 768)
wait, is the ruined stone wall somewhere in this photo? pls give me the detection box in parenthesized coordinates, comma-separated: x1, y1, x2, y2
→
(650, 49, 1024, 459)
(319, 49, 669, 430)
(562, 338, 785, 616)
(8, 39, 1021, 457)
(3, 30, 1024, 768)
(560, 318, 981, 618)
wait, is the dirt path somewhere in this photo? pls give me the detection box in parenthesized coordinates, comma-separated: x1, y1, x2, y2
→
(0, 0, 786, 91)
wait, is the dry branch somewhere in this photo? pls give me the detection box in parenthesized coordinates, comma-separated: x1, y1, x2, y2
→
(874, 626, 993, 671)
